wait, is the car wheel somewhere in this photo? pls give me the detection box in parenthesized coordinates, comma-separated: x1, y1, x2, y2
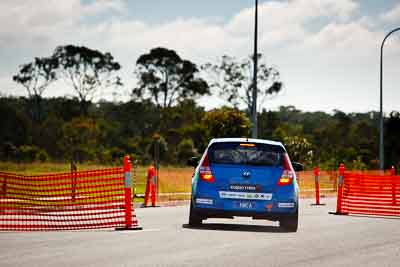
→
(188, 200, 203, 226)
(279, 209, 298, 232)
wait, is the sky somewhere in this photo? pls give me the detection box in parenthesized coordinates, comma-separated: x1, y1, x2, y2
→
(0, 0, 399, 113)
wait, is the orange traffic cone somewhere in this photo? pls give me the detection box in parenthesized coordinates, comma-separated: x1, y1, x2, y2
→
(144, 164, 157, 207)
(116, 155, 142, 230)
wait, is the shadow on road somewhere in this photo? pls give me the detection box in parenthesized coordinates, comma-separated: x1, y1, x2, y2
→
(182, 223, 292, 233)
(346, 214, 400, 220)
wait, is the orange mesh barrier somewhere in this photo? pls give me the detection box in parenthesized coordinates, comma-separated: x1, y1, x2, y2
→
(296, 170, 338, 196)
(0, 167, 135, 231)
(340, 171, 400, 217)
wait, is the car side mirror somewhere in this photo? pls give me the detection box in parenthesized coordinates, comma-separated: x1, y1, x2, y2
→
(187, 157, 199, 168)
(292, 162, 304, 172)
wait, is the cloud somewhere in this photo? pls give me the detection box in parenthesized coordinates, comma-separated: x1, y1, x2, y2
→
(0, 0, 366, 64)
(104, 18, 242, 62)
(218, 0, 367, 60)
(101, 0, 367, 62)
(305, 22, 382, 56)
(84, 0, 127, 16)
(0, 0, 80, 32)
(227, 0, 358, 33)
(380, 3, 400, 24)
(0, 0, 126, 49)
(0, 0, 128, 70)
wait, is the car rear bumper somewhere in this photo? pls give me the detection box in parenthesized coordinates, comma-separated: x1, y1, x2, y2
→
(192, 206, 297, 221)
(193, 194, 298, 214)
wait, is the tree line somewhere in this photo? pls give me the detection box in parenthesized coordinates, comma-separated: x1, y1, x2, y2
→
(2, 44, 400, 170)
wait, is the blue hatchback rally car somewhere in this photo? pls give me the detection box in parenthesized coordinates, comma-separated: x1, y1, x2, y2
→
(187, 138, 303, 232)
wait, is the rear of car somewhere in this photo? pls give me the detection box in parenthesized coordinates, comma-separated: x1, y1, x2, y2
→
(189, 138, 299, 231)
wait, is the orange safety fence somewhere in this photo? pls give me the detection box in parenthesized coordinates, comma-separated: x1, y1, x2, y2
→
(297, 170, 339, 190)
(296, 170, 338, 197)
(297, 170, 395, 197)
(340, 171, 400, 217)
(0, 156, 140, 231)
(135, 166, 397, 204)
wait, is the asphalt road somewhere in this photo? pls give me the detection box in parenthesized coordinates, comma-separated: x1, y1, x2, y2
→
(0, 198, 399, 267)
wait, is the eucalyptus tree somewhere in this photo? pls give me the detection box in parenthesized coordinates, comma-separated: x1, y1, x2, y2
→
(13, 57, 58, 121)
(52, 45, 122, 114)
(133, 47, 209, 108)
(203, 54, 282, 114)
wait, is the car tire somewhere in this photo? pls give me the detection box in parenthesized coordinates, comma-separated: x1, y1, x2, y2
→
(188, 200, 203, 226)
(279, 209, 298, 232)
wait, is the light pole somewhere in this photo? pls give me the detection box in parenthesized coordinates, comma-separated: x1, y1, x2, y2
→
(251, 0, 258, 138)
(379, 27, 400, 170)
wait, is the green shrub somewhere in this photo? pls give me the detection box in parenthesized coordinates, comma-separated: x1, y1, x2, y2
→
(36, 149, 49, 162)
(201, 107, 251, 140)
(1, 142, 18, 161)
(146, 136, 168, 162)
(176, 139, 197, 164)
(18, 145, 40, 163)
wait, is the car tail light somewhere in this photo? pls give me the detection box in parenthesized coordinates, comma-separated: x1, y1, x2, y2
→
(199, 154, 215, 183)
(278, 154, 294, 186)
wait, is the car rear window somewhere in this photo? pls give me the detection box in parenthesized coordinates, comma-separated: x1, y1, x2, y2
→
(207, 142, 285, 166)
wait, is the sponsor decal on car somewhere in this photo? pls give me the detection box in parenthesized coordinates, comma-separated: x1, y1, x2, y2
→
(229, 184, 260, 191)
(277, 202, 295, 208)
(196, 198, 214, 205)
(219, 191, 272, 200)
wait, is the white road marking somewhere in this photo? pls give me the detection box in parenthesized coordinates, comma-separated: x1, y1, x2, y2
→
(116, 228, 160, 234)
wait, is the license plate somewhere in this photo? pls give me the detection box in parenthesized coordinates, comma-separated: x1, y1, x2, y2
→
(237, 201, 255, 209)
